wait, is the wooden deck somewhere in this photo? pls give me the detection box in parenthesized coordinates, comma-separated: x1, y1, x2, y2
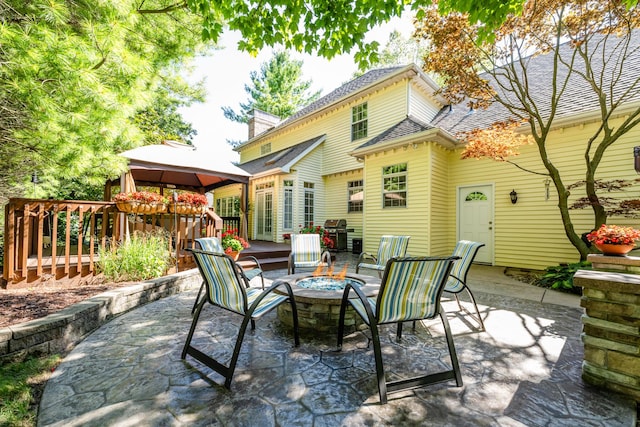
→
(3, 198, 224, 287)
(241, 241, 291, 271)
(181, 240, 291, 272)
(13, 240, 290, 288)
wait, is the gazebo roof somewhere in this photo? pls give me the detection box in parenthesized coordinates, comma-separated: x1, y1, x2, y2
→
(119, 142, 250, 192)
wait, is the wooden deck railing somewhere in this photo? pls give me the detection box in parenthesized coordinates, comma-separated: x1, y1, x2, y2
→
(2, 198, 222, 287)
(220, 216, 241, 232)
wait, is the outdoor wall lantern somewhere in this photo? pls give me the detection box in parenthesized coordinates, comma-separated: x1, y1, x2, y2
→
(31, 172, 39, 197)
(510, 189, 518, 204)
(635, 146, 640, 174)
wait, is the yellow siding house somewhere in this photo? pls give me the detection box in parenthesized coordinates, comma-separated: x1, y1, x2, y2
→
(217, 53, 640, 270)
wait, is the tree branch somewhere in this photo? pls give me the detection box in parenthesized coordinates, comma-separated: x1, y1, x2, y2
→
(504, 160, 549, 176)
(137, 2, 187, 14)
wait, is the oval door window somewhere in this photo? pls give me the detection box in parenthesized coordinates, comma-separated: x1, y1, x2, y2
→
(465, 191, 488, 201)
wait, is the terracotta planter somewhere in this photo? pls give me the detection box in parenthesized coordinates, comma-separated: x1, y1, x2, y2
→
(226, 250, 241, 261)
(116, 201, 167, 214)
(169, 203, 206, 215)
(594, 243, 636, 256)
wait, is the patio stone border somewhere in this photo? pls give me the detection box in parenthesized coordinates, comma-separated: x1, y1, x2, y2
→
(0, 269, 200, 364)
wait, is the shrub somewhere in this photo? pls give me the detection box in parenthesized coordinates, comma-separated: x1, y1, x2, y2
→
(535, 261, 591, 295)
(98, 230, 172, 282)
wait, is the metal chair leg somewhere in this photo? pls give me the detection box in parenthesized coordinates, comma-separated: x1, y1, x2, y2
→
(182, 297, 206, 359)
(370, 322, 388, 404)
(191, 281, 205, 315)
(465, 286, 485, 330)
(440, 311, 463, 386)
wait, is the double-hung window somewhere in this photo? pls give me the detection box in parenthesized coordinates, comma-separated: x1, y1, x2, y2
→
(382, 163, 407, 208)
(351, 103, 368, 141)
(303, 182, 314, 226)
(348, 180, 363, 213)
(215, 196, 240, 216)
(283, 180, 294, 229)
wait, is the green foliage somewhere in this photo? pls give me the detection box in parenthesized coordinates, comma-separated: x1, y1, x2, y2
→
(98, 230, 173, 282)
(222, 51, 321, 126)
(536, 261, 591, 294)
(352, 30, 434, 81)
(0, 354, 61, 426)
(133, 75, 206, 145)
(0, 0, 210, 203)
(185, 0, 578, 68)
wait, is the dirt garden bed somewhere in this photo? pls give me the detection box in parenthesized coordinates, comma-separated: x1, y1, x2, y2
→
(0, 277, 138, 328)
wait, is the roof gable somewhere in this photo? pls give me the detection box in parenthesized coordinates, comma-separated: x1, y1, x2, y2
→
(235, 65, 432, 151)
(356, 116, 435, 150)
(283, 66, 405, 124)
(238, 135, 326, 176)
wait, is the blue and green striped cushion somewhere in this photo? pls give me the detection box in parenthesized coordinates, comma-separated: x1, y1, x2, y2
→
(357, 262, 386, 272)
(193, 250, 286, 318)
(445, 241, 484, 293)
(246, 288, 288, 318)
(291, 234, 323, 267)
(349, 297, 377, 325)
(376, 258, 452, 323)
(193, 251, 247, 314)
(377, 235, 410, 265)
(196, 237, 224, 253)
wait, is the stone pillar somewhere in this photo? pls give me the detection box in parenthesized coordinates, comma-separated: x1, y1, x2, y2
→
(575, 254, 640, 401)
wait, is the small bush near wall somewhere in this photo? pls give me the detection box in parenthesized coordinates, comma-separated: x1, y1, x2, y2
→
(536, 261, 591, 295)
(98, 230, 172, 282)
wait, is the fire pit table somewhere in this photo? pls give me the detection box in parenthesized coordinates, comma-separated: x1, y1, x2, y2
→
(273, 272, 380, 333)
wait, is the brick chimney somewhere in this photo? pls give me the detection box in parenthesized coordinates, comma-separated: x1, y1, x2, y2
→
(248, 109, 280, 139)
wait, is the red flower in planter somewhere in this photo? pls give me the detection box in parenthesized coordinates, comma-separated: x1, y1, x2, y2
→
(176, 193, 208, 206)
(221, 228, 249, 253)
(586, 224, 640, 245)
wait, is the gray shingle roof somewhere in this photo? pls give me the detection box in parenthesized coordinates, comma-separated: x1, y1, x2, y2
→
(357, 116, 435, 149)
(275, 66, 406, 127)
(431, 31, 640, 135)
(238, 135, 325, 175)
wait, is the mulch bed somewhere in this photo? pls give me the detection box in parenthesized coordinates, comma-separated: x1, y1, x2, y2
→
(1, 277, 136, 328)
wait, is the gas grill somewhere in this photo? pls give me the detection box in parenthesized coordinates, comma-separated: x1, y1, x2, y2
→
(324, 219, 349, 251)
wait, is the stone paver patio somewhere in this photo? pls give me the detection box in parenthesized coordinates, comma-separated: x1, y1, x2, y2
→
(38, 254, 636, 426)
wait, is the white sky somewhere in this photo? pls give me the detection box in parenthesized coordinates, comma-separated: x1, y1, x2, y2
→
(180, 15, 414, 163)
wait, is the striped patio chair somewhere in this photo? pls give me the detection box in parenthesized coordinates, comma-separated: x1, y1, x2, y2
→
(337, 256, 462, 404)
(288, 233, 331, 274)
(356, 235, 411, 277)
(183, 249, 299, 390)
(444, 240, 486, 330)
(191, 237, 265, 314)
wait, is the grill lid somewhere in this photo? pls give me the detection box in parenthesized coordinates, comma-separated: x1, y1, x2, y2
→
(324, 219, 347, 228)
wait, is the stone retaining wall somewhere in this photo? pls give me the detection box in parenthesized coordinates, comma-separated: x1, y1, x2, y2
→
(0, 270, 200, 364)
(575, 254, 640, 401)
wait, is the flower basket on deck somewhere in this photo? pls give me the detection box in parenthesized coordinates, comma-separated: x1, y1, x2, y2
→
(114, 191, 167, 214)
(116, 201, 167, 214)
(169, 193, 208, 215)
(169, 202, 206, 215)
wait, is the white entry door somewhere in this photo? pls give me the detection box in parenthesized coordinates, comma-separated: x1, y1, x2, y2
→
(255, 187, 273, 240)
(458, 184, 493, 264)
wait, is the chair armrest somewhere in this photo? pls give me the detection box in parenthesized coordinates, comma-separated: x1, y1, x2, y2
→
(288, 253, 294, 274)
(357, 252, 377, 265)
(237, 255, 262, 270)
(321, 250, 332, 266)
